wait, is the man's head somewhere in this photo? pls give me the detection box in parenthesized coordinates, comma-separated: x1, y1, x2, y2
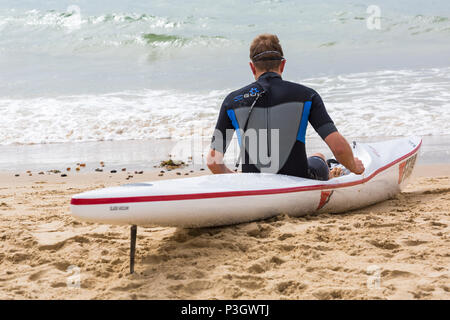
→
(249, 33, 286, 79)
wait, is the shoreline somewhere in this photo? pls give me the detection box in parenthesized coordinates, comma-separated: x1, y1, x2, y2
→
(4, 163, 450, 183)
(0, 163, 449, 299)
(1, 135, 450, 173)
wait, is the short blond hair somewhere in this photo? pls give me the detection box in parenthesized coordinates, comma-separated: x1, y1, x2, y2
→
(249, 34, 284, 72)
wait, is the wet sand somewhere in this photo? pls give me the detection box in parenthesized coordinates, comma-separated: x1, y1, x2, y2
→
(0, 165, 449, 299)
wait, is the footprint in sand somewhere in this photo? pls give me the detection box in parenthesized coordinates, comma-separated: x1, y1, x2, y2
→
(184, 280, 213, 294)
(248, 263, 266, 274)
(277, 244, 296, 252)
(410, 290, 432, 299)
(168, 280, 213, 295)
(227, 274, 266, 291)
(402, 239, 428, 246)
(8, 252, 30, 263)
(28, 269, 48, 281)
(221, 286, 244, 299)
(416, 283, 435, 292)
(235, 279, 265, 290)
(142, 254, 169, 264)
(189, 270, 206, 279)
(278, 233, 295, 241)
(270, 256, 285, 265)
(111, 282, 144, 291)
(368, 239, 400, 250)
(381, 269, 416, 280)
(312, 288, 362, 300)
(240, 222, 274, 238)
(247, 255, 285, 274)
(275, 280, 307, 295)
(52, 261, 73, 272)
(50, 282, 67, 288)
(166, 273, 186, 280)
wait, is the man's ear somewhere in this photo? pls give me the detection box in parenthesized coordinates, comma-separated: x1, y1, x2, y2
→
(249, 62, 257, 76)
(279, 59, 286, 74)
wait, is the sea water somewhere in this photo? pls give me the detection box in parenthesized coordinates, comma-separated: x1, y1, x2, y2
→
(0, 0, 449, 168)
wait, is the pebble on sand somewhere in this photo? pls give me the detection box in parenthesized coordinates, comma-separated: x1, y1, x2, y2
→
(38, 172, 44, 175)
(95, 168, 103, 172)
(14, 174, 19, 177)
(61, 174, 67, 177)
(80, 163, 86, 167)
(76, 167, 80, 171)
(110, 170, 117, 173)
(66, 168, 71, 171)
(122, 168, 126, 171)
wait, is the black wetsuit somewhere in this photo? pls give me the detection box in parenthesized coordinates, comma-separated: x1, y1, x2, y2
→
(211, 72, 337, 180)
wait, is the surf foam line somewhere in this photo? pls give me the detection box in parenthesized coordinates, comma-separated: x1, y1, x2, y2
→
(71, 140, 421, 206)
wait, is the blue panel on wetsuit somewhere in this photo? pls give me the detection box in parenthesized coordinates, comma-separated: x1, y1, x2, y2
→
(296, 101, 312, 143)
(226, 109, 242, 146)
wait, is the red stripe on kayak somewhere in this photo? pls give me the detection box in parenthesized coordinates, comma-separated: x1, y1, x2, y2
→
(71, 140, 422, 205)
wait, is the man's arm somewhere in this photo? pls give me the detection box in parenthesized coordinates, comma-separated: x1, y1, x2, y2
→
(207, 96, 235, 174)
(207, 149, 234, 174)
(324, 132, 364, 174)
(308, 92, 364, 175)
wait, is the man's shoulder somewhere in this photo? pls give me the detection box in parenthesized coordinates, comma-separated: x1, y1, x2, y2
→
(280, 79, 318, 98)
(223, 82, 263, 106)
(222, 78, 320, 107)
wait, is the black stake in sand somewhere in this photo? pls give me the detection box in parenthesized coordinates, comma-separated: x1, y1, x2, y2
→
(130, 225, 137, 274)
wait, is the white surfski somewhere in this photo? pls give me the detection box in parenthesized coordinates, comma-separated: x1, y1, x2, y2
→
(70, 136, 421, 228)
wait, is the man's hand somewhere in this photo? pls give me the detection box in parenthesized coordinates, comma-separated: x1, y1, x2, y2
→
(324, 132, 365, 175)
(352, 157, 365, 175)
(329, 167, 343, 179)
(207, 149, 235, 174)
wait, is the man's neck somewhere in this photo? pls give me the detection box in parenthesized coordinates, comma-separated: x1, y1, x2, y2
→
(255, 70, 281, 80)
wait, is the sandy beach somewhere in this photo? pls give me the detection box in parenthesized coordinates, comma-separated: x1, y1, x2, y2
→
(0, 164, 448, 300)
(2, 0, 450, 304)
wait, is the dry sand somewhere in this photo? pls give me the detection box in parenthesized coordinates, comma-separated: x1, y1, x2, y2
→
(0, 165, 449, 300)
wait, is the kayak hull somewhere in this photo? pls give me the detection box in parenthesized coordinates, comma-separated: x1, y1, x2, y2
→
(70, 137, 421, 227)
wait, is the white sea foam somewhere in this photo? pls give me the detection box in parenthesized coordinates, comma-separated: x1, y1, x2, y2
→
(1, 67, 449, 145)
(1, 2, 450, 145)
(0, 89, 227, 145)
(302, 67, 450, 138)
